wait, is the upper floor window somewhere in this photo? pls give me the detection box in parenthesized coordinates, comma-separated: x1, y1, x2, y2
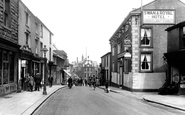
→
(40, 25, 43, 38)
(35, 39, 38, 55)
(140, 28, 152, 47)
(117, 43, 121, 54)
(35, 22, 39, 35)
(25, 32, 31, 47)
(40, 42, 43, 56)
(112, 46, 115, 56)
(49, 33, 52, 44)
(3, 0, 10, 28)
(25, 12, 30, 27)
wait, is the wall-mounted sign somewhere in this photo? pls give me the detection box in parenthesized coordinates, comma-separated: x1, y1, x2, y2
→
(142, 9, 175, 24)
(124, 39, 131, 45)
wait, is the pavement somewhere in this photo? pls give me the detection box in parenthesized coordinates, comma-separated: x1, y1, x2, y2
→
(0, 85, 185, 115)
(0, 85, 66, 115)
(98, 86, 185, 111)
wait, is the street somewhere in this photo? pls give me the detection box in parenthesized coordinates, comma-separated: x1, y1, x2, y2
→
(33, 86, 185, 115)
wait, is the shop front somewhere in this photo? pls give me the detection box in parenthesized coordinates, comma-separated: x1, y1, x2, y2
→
(0, 39, 20, 95)
(163, 51, 185, 95)
(19, 47, 33, 91)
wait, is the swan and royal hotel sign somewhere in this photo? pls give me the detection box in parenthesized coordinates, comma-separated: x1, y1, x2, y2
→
(142, 9, 175, 24)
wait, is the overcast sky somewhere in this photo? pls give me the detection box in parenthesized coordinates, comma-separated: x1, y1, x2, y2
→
(21, 0, 185, 64)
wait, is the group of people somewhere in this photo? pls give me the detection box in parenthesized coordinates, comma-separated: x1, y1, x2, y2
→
(21, 73, 43, 92)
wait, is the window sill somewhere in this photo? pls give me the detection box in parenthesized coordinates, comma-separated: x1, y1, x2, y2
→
(25, 24, 30, 28)
(140, 46, 153, 48)
(139, 70, 153, 73)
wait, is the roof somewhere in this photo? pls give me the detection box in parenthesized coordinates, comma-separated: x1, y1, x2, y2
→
(165, 21, 185, 31)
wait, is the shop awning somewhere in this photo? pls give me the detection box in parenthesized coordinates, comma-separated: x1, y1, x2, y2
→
(63, 69, 71, 77)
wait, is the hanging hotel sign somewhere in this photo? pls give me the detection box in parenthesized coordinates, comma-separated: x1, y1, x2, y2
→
(142, 9, 175, 24)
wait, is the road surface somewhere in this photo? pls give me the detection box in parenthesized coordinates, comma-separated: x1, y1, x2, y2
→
(33, 86, 185, 115)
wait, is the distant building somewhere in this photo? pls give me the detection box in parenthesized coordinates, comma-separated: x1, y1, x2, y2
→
(101, 52, 111, 85)
(73, 56, 99, 80)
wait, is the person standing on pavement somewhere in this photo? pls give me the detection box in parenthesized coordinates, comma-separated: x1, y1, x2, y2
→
(105, 80, 109, 93)
(48, 76, 53, 87)
(29, 75, 34, 92)
(35, 73, 41, 91)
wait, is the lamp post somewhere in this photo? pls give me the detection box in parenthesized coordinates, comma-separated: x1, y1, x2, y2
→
(41, 45, 48, 95)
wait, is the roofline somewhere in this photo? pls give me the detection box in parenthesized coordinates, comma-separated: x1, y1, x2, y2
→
(35, 16, 54, 35)
(109, 0, 156, 42)
(101, 52, 111, 58)
(165, 21, 185, 31)
(20, 0, 54, 35)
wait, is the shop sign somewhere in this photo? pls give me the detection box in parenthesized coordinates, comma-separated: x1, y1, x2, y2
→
(118, 52, 124, 58)
(124, 39, 131, 45)
(21, 60, 26, 67)
(142, 10, 175, 24)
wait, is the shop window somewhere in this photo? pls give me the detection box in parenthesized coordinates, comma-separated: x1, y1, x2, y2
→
(140, 28, 152, 47)
(140, 52, 152, 72)
(9, 52, 14, 83)
(3, 51, 8, 84)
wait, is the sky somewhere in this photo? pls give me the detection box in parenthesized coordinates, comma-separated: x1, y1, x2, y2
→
(21, 0, 185, 64)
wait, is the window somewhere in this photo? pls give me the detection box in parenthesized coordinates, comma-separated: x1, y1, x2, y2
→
(25, 32, 31, 47)
(112, 63, 114, 72)
(3, 51, 8, 84)
(40, 42, 43, 56)
(117, 43, 121, 54)
(125, 24, 129, 32)
(25, 12, 30, 27)
(112, 46, 115, 56)
(140, 28, 152, 47)
(35, 22, 39, 34)
(49, 33, 52, 44)
(121, 27, 125, 33)
(40, 25, 43, 37)
(3, 0, 10, 28)
(35, 39, 38, 54)
(9, 52, 14, 83)
(140, 52, 152, 72)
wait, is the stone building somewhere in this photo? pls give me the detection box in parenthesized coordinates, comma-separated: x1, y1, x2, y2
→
(109, 0, 185, 91)
(0, 0, 20, 95)
(101, 52, 111, 85)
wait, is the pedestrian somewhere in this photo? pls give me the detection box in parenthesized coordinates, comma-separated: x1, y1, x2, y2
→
(48, 76, 53, 87)
(50, 76, 53, 87)
(105, 80, 109, 93)
(35, 73, 41, 91)
(25, 73, 30, 91)
(29, 75, 34, 92)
